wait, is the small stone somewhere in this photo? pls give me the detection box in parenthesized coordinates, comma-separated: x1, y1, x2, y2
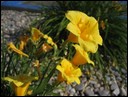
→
(106, 76, 111, 81)
(94, 88, 99, 93)
(98, 90, 109, 96)
(94, 84, 100, 88)
(114, 71, 120, 77)
(66, 85, 72, 91)
(109, 81, 112, 85)
(121, 87, 127, 96)
(116, 76, 122, 81)
(81, 78, 87, 83)
(60, 92, 64, 96)
(81, 92, 85, 96)
(111, 82, 118, 90)
(75, 83, 84, 91)
(89, 80, 97, 85)
(96, 71, 103, 80)
(99, 87, 104, 91)
(112, 88, 120, 96)
(70, 88, 76, 95)
(85, 88, 95, 96)
(121, 68, 127, 74)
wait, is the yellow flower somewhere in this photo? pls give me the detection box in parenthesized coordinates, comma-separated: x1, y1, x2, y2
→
(56, 59, 82, 84)
(19, 35, 29, 51)
(71, 44, 94, 66)
(31, 28, 43, 42)
(65, 10, 103, 53)
(3, 74, 38, 96)
(8, 42, 29, 57)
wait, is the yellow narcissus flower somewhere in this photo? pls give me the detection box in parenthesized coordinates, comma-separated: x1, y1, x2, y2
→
(8, 42, 29, 57)
(3, 74, 38, 96)
(19, 35, 29, 51)
(65, 10, 103, 53)
(71, 44, 94, 66)
(31, 28, 44, 42)
(56, 59, 82, 84)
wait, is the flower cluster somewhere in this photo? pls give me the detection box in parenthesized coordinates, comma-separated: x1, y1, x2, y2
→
(3, 10, 102, 96)
(4, 27, 56, 96)
(56, 11, 102, 84)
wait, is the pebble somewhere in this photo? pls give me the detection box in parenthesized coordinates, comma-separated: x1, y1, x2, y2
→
(75, 83, 84, 91)
(89, 80, 97, 85)
(85, 87, 95, 96)
(66, 85, 72, 92)
(70, 88, 76, 95)
(94, 83, 100, 88)
(121, 87, 127, 96)
(99, 87, 104, 91)
(112, 88, 120, 96)
(98, 90, 109, 96)
(121, 68, 127, 74)
(111, 81, 118, 90)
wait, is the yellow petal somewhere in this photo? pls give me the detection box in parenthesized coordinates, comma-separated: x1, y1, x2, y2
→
(3, 77, 24, 87)
(12, 82, 31, 96)
(72, 68, 82, 77)
(8, 42, 29, 57)
(73, 77, 80, 84)
(65, 10, 89, 25)
(31, 28, 43, 42)
(72, 44, 94, 66)
(67, 32, 78, 43)
(78, 38, 98, 53)
(56, 65, 64, 73)
(19, 35, 29, 51)
(88, 17, 103, 45)
(66, 22, 81, 36)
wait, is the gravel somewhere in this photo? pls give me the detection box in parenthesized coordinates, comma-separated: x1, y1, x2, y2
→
(1, 10, 127, 96)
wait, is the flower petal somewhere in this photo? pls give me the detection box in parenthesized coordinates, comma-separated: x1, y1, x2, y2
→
(67, 22, 81, 36)
(78, 38, 98, 53)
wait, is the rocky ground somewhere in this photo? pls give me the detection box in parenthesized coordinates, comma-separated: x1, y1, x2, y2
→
(1, 10, 127, 96)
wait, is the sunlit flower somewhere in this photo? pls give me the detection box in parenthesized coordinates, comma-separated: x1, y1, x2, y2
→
(65, 10, 103, 53)
(8, 42, 29, 57)
(19, 35, 29, 51)
(3, 74, 38, 96)
(31, 28, 44, 42)
(71, 44, 94, 66)
(56, 59, 82, 84)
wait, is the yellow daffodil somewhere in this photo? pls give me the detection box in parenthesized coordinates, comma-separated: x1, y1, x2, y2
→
(3, 74, 38, 96)
(65, 10, 103, 53)
(8, 42, 29, 57)
(71, 44, 94, 66)
(19, 35, 29, 51)
(56, 59, 82, 84)
(31, 28, 44, 42)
